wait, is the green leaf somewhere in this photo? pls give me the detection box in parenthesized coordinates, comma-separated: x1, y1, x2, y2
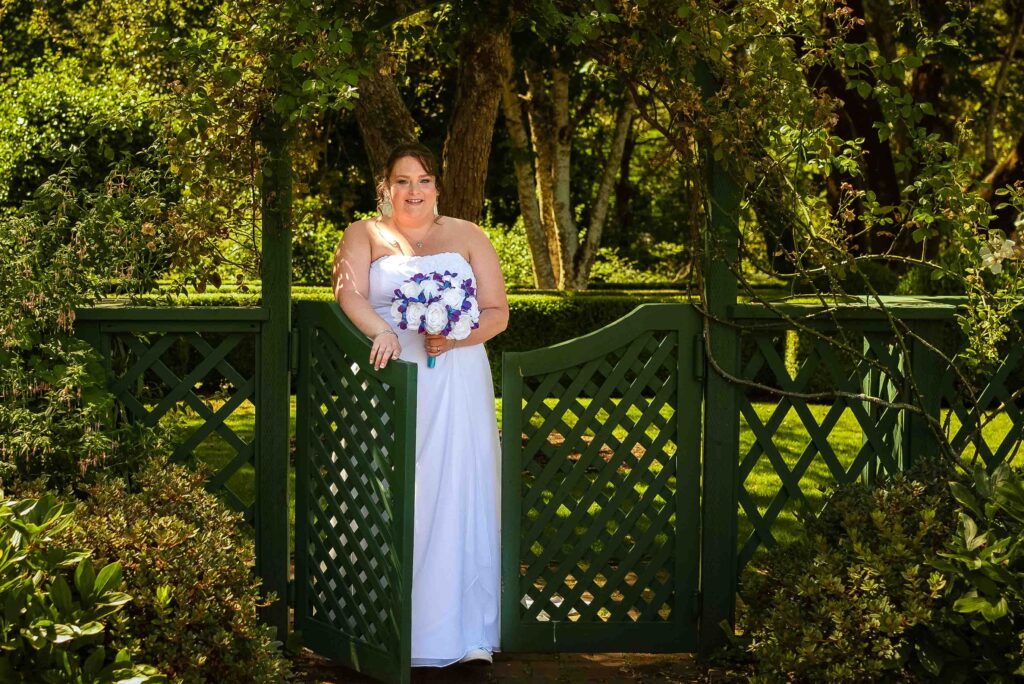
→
(84, 645, 105, 676)
(946, 481, 978, 511)
(220, 68, 241, 87)
(50, 575, 73, 616)
(954, 594, 1008, 621)
(95, 562, 123, 595)
(75, 557, 96, 602)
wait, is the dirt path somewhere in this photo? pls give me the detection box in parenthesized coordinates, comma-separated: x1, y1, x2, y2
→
(292, 650, 741, 683)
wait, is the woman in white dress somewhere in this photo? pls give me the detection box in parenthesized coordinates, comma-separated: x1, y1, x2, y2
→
(331, 143, 507, 666)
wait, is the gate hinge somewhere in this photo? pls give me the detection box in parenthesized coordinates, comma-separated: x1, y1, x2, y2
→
(693, 334, 706, 381)
(288, 328, 300, 372)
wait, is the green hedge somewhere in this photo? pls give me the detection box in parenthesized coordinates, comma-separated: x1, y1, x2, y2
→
(86, 288, 692, 395)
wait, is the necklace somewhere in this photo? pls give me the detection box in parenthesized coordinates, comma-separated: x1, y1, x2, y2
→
(399, 221, 436, 252)
(376, 218, 438, 254)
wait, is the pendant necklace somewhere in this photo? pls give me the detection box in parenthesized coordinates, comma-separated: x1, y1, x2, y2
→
(407, 221, 436, 252)
(379, 218, 436, 254)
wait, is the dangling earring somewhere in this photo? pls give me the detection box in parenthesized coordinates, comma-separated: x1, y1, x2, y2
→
(379, 194, 393, 218)
(433, 199, 439, 218)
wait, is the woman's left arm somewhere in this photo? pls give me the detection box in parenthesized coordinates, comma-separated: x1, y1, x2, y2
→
(453, 225, 509, 347)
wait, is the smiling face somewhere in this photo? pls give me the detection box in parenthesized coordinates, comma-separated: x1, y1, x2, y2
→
(387, 155, 438, 223)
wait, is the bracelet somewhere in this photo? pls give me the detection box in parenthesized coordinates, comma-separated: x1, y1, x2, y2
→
(372, 328, 398, 341)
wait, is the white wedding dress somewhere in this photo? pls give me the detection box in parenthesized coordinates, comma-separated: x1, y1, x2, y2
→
(368, 251, 501, 666)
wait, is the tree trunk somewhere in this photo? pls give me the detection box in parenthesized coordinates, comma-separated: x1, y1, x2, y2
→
(440, 26, 510, 222)
(353, 57, 419, 179)
(550, 67, 577, 283)
(613, 123, 636, 247)
(573, 96, 635, 289)
(525, 66, 563, 286)
(500, 52, 556, 288)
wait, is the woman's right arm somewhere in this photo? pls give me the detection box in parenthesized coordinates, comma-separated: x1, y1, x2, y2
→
(332, 221, 401, 369)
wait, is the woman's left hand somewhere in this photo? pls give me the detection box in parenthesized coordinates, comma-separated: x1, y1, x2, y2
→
(424, 334, 454, 358)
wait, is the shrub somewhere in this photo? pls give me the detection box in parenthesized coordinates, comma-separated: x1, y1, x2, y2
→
(291, 195, 343, 286)
(924, 465, 1024, 681)
(741, 463, 957, 682)
(0, 493, 162, 681)
(58, 459, 291, 683)
(483, 217, 536, 287)
(0, 338, 164, 489)
(0, 56, 153, 211)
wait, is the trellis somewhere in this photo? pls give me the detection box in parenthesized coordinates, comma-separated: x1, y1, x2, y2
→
(74, 307, 265, 521)
(500, 304, 702, 653)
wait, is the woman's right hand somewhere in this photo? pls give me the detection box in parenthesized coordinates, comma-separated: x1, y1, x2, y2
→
(370, 329, 402, 370)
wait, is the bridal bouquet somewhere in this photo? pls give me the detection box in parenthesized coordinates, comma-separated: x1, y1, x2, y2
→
(390, 271, 480, 368)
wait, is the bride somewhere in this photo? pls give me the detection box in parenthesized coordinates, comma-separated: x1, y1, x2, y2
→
(331, 143, 507, 666)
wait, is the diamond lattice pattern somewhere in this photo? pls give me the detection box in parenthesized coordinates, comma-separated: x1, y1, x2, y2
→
(737, 330, 904, 570)
(107, 331, 257, 521)
(302, 326, 401, 652)
(517, 331, 681, 625)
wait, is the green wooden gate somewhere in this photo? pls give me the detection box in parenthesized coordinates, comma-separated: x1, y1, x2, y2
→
(293, 302, 418, 684)
(500, 303, 704, 652)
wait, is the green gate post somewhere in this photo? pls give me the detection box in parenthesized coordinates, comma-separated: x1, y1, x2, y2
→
(905, 320, 946, 470)
(697, 61, 742, 657)
(255, 115, 292, 637)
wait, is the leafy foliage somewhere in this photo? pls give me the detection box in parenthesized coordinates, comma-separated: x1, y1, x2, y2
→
(924, 465, 1024, 681)
(0, 56, 154, 211)
(59, 459, 292, 683)
(0, 493, 163, 682)
(741, 463, 957, 682)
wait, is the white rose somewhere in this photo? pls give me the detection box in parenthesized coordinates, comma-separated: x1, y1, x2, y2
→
(424, 301, 449, 334)
(390, 300, 404, 324)
(405, 302, 427, 329)
(450, 315, 473, 340)
(420, 279, 441, 300)
(400, 281, 420, 298)
(467, 297, 480, 321)
(440, 287, 464, 308)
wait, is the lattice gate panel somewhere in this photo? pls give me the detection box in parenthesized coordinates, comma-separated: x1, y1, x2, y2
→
(939, 345, 1024, 470)
(501, 304, 702, 652)
(735, 323, 906, 571)
(293, 302, 416, 684)
(74, 310, 264, 523)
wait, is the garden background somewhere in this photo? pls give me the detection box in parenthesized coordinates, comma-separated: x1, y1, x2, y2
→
(2, 0, 1024, 681)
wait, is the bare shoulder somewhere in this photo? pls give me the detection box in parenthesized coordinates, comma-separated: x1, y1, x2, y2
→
(343, 218, 373, 240)
(442, 217, 493, 254)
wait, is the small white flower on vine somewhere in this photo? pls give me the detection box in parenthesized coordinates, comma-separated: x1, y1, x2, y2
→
(980, 234, 1017, 274)
(1015, 213, 1024, 231)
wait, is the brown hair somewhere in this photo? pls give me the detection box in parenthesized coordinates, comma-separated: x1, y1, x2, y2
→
(375, 142, 441, 214)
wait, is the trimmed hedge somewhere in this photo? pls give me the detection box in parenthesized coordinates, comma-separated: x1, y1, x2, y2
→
(93, 288, 693, 394)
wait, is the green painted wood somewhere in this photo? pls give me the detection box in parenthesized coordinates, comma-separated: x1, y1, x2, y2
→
(905, 322, 944, 471)
(255, 115, 293, 638)
(699, 108, 742, 655)
(731, 300, 960, 321)
(72, 322, 259, 519)
(293, 301, 416, 684)
(501, 303, 702, 654)
(76, 306, 267, 321)
(735, 323, 912, 571)
(939, 344, 1024, 470)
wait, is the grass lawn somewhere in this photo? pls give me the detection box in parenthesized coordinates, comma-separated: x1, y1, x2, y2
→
(180, 396, 1019, 556)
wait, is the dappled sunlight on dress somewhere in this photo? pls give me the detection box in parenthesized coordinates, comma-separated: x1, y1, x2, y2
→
(368, 251, 501, 666)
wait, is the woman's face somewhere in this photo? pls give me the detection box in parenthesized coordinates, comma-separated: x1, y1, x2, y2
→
(387, 155, 437, 222)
